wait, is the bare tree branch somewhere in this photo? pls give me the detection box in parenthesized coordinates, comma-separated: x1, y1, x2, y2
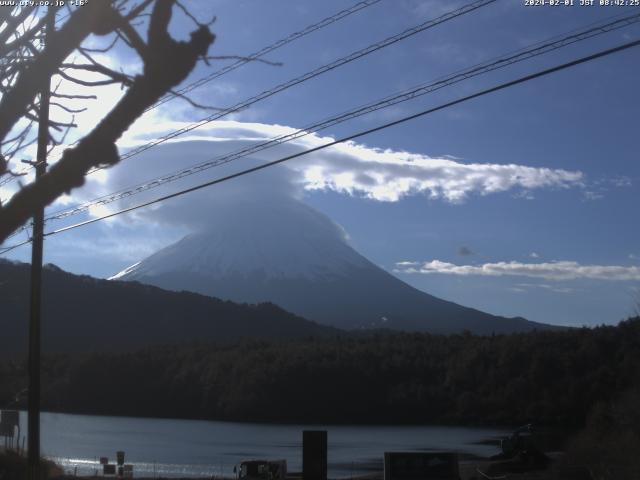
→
(50, 102, 87, 114)
(1, 123, 33, 147)
(0, 12, 48, 58)
(0, 7, 14, 29)
(24, 110, 77, 131)
(0, 0, 215, 243)
(78, 35, 120, 54)
(59, 63, 134, 85)
(56, 69, 124, 87)
(51, 92, 98, 100)
(0, 6, 37, 47)
(167, 87, 224, 111)
(49, 116, 75, 150)
(116, 13, 148, 59)
(175, 1, 205, 28)
(125, 0, 155, 21)
(0, 1, 117, 142)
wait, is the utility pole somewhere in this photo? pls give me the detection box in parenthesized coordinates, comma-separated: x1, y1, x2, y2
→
(27, 8, 54, 480)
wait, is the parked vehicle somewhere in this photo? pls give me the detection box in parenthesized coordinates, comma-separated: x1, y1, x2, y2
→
(235, 460, 287, 480)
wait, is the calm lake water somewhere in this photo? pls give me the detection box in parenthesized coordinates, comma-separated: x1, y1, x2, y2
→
(15, 412, 508, 478)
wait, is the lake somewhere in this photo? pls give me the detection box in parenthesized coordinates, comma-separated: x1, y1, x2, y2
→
(15, 412, 508, 478)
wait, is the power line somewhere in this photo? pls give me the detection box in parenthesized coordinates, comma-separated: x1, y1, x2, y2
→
(151, 0, 383, 111)
(0, 0, 383, 187)
(33, 11, 640, 228)
(0, 239, 30, 254)
(91, 0, 497, 172)
(1, 36, 635, 253)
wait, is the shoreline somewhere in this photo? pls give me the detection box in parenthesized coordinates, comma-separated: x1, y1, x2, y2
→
(10, 408, 527, 430)
(51, 459, 567, 480)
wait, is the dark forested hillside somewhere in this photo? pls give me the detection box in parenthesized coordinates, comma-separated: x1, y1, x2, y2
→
(2, 317, 638, 427)
(0, 259, 337, 355)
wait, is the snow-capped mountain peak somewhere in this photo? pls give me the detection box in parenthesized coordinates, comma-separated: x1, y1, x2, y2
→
(111, 195, 551, 334)
(111, 196, 369, 282)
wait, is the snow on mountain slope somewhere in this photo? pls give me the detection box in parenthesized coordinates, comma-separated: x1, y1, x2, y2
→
(113, 197, 370, 280)
(111, 195, 554, 334)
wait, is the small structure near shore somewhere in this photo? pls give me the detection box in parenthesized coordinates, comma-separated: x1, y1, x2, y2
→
(0, 410, 20, 450)
(100, 450, 134, 478)
(236, 459, 287, 480)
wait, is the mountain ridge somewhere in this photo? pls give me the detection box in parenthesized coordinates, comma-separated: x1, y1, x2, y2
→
(0, 258, 338, 356)
(112, 195, 557, 334)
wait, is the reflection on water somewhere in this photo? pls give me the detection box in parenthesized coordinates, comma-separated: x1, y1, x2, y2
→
(17, 411, 507, 478)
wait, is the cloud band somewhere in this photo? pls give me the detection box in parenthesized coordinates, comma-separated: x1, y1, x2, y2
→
(395, 259, 640, 281)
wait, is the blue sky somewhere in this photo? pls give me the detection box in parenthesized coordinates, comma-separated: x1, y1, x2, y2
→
(2, 0, 639, 327)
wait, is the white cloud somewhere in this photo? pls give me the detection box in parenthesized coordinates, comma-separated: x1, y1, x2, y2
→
(86, 120, 585, 207)
(581, 175, 633, 202)
(515, 283, 575, 294)
(394, 259, 640, 281)
(583, 190, 604, 201)
(31, 119, 586, 235)
(0, 116, 591, 266)
(295, 138, 583, 203)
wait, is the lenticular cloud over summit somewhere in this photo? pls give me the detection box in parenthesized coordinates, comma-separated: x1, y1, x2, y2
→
(156, 121, 585, 203)
(68, 120, 585, 225)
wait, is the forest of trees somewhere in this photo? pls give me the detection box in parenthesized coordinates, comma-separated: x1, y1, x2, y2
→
(1, 317, 639, 428)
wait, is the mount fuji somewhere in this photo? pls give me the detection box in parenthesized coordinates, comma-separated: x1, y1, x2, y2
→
(111, 195, 552, 334)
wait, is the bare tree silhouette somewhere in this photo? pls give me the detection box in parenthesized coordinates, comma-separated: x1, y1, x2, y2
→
(0, 0, 216, 243)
